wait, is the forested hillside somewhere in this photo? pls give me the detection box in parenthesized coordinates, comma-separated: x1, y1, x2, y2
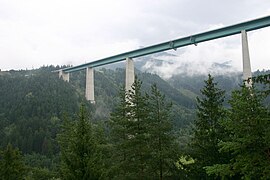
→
(0, 66, 195, 178)
(0, 66, 269, 179)
(68, 67, 197, 127)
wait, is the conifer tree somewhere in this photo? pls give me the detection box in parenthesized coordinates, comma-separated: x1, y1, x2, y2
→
(147, 84, 179, 179)
(110, 79, 180, 179)
(58, 105, 100, 180)
(110, 78, 150, 179)
(188, 74, 227, 179)
(0, 143, 27, 180)
(108, 86, 130, 178)
(125, 77, 151, 179)
(206, 84, 270, 179)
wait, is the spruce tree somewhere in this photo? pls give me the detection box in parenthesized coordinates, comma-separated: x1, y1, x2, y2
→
(206, 85, 270, 179)
(58, 105, 100, 180)
(188, 74, 227, 179)
(125, 77, 151, 179)
(0, 143, 27, 180)
(109, 78, 152, 179)
(108, 86, 130, 179)
(110, 80, 180, 179)
(147, 84, 179, 179)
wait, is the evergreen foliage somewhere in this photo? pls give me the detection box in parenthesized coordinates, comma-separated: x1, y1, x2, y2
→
(0, 66, 269, 179)
(123, 77, 151, 179)
(205, 84, 270, 179)
(58, 105, 100, 180)
(109, 78, 179, 179)
(0, 66, 88, 155)
(146, 84, 179, 179)
(108, 86, 130, 178)
(187, 74, 228, 179)
(0, 143, 27, 180)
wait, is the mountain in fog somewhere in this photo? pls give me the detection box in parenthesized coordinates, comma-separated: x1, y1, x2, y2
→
(102, 51, 240, 79)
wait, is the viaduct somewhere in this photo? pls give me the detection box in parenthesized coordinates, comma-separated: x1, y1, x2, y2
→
(57, 16, 270, 103)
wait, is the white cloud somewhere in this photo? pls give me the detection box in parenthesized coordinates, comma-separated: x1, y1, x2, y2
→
(142, 26, 270, 78)
(249, 28, 270, 71)
(0, 0, 270, 72)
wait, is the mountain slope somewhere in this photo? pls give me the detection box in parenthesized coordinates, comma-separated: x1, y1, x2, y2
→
(0, 66, 197, 155)
(1, 65, 269, 156)
(69, 67, 196, 121)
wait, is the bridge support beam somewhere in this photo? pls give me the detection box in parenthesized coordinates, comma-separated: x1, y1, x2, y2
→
(241, 30, 252, 86)
(59, 70, 69, 82)
(85, 67, 95, 103)
(125, 58, 135, 92)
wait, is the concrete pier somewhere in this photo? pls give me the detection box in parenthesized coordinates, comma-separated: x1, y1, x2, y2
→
(241, 30, 252, 86)
(125, 58, 135, 92)
(59, 70, 69, 82)
(85, 67, 95, 103)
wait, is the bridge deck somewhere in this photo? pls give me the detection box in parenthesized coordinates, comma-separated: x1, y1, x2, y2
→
(62, 16, 270, 73)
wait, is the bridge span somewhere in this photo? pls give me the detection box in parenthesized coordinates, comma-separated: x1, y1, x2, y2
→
(57, 16, 270, 103)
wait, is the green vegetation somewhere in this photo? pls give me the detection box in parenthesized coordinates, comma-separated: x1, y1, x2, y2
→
(0, 143, 26, 180)
(58, 105, 101, 179)
(186, 74, 229, 179)
(205, 84, 270, 179)
(0, 66, 269, 179)
(109, 79, 179, 179)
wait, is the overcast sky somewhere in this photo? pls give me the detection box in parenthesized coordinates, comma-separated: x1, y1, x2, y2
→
(0, 0, 270, 73)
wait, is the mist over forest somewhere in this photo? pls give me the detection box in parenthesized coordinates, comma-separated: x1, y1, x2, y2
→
(0, 65, 269, 179)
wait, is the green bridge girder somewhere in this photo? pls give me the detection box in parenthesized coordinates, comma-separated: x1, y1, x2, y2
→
(63, 16, 270, 73)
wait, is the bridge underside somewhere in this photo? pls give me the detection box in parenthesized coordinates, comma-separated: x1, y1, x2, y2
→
(57, 16, 270, 101)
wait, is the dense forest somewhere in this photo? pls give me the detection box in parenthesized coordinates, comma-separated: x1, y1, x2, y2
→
(0, 66, 269, 179)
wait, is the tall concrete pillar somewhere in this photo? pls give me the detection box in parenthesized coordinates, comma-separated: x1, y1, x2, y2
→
(85, 67, 95, 103)
(59, 70, 69, 82)
(125, 58, 135, 92)
(241, 30, 252, 86)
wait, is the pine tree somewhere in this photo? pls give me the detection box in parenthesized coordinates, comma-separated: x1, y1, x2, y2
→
(0, 143, 27, 180)
(147, 84, 179, 179)
(188, 74, 227, 179)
